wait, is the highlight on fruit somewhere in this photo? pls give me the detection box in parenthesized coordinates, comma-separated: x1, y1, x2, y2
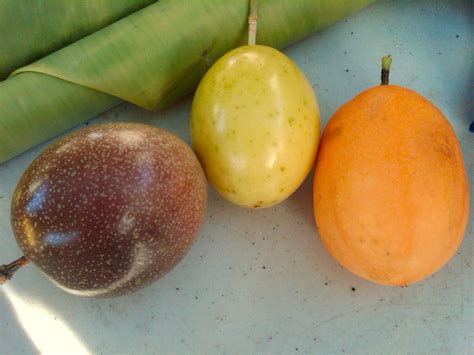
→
(191, 0, 320, 209)
(313, 56, 469, 286)
(1, 123, 207, 297)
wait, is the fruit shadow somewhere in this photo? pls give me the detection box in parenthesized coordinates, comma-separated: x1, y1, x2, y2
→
(3, 167, 472, 354)
(0, 292, 37, 354)
(0, 173, 362, 354)
(1, 1, 472, 352)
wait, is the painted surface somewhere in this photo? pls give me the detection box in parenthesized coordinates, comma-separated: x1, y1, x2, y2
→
(0, 0, 472, 353)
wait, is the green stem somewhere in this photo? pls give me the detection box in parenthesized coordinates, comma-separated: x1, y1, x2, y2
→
(381, 55, 392, 85)
(248, 0, 258, 45)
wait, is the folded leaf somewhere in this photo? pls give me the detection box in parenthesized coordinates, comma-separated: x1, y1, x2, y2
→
(0, 0, 156, 80)
(1, 0, 375, 163)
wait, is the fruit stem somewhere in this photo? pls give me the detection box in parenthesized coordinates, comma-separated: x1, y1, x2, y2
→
(381, 55, 392, 85)
(248, 0, 258, 45)
(0, 256, 29, 285)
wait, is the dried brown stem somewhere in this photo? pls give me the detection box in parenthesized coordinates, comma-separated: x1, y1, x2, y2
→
(0, 256, 29, 285)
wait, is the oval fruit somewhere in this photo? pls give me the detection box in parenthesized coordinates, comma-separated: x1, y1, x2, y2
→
(191, 45, 319, 208)
(11, 123, 207, 296)
(313, 85, 469, 286)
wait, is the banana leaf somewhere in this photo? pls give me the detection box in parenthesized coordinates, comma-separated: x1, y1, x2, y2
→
(0, 0, 375, 163)
(0, 0, 156, 80)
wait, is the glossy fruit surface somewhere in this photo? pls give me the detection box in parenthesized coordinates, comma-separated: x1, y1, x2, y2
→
(313, 85, 469, 286)
(11, 123, 207, 296)
(191, 45, 319, 208)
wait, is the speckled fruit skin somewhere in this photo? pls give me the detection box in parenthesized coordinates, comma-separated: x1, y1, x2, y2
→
(191, 45, 320, 208)
(11, 123, 207, 297)
(313, 85, 469, 286)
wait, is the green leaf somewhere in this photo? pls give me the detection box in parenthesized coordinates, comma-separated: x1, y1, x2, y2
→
(0, 0, 375, 163)
(0, 0, 156, 80)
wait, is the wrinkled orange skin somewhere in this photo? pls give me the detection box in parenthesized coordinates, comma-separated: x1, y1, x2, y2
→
(313, 85, 469, 286)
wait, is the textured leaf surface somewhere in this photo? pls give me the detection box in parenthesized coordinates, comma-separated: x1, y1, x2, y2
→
(0, 0, 375, 163)
(0, 0, 156, 80)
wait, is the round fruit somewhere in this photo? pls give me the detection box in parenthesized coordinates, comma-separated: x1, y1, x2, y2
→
(191, 45, 319, 208)
(10, 123, 207, 296)
(313, 84, 469, 286)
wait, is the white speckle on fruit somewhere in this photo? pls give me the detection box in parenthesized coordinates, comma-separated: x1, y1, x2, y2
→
(11, 123, 207, 297)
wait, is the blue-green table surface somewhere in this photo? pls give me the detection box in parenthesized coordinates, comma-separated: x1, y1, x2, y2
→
(0, 1, 472, 354)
